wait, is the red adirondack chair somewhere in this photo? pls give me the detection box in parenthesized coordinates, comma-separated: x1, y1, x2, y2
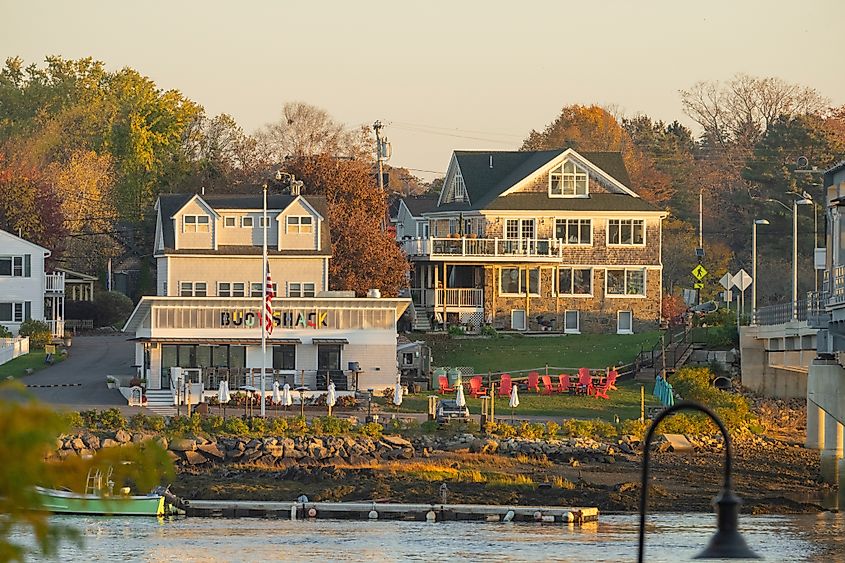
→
(540, 375, 555, 395)
(594, 378, 613, 399)
(438, 375, 455, 394)
(527, 371, 541, 393)
(498, 373, 513, 397)
(557, 374, 572, 394)
(469, 375, 488, 397)
(606, 368, 619, 391)
(576, 368, 595, 396)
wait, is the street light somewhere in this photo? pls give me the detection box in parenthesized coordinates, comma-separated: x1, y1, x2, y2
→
(638, 401, 761, 561)
(752, 219, 770, 324)
(766, 196, 813, 319)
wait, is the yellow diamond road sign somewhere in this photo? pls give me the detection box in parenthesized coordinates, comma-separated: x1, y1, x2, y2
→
(692, 264, 708, 280)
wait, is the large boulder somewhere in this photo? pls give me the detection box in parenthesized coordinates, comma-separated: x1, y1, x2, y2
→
(169, 438, 197, 452)
(183, 450, 207, 465)
(114, 429, 131, 443)
(381, 435, 412, 449)
(197, 443, 224, 461)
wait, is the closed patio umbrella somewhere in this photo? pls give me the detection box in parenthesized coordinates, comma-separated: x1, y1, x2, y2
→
(327, 382, 337, 417)
(509, 384, 520, 422)
(272, 381, 281, 406)
(218, 380, 230, 417)
(282, 383, 293, 416)
(455, 380, 466, 408)
(393, 376, 403, 408)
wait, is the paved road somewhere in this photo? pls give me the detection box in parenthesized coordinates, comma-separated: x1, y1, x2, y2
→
(23, 334, 135, 406)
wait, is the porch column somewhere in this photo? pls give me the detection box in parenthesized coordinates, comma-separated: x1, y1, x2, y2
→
(442, 263, 448, 326)
(806, 398, 825, 450)
(820, 411, 843, 484)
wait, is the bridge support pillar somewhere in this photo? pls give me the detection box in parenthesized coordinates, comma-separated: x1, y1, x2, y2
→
(805, 398, 825, 450)
(820, 412, 843, 484)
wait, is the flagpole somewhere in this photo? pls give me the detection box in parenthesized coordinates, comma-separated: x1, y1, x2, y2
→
(261, 182, 267, 418)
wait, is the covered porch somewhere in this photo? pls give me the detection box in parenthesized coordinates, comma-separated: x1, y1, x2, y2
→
(409, 263, 485, 331)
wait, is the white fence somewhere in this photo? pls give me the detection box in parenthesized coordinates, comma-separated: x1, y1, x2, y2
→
(0, 337, 30, 366)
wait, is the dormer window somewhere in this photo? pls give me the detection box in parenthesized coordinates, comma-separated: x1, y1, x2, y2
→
(286, 216, 313, 234)
(453, 173, 467, 202)
(549, 161, 588, 197)
(183, 215, 210, 232)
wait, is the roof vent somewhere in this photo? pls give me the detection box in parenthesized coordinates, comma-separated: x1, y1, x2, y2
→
(367, 288, 381, 298)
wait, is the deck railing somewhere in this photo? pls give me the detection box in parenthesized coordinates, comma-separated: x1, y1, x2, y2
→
(45, 272, 65, 293)
(435, 288, 483, 308)
(196, 367, 355, 392)
(402, 237, 563, 259)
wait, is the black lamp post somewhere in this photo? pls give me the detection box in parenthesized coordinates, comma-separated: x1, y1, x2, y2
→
(295, 386, 308, 419)
(638, 401, 761, 562)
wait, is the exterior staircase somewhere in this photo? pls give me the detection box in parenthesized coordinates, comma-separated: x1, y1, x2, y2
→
(634, 330, 696, 381)
(411, 302, 432, 332)
(144, 389, 177, 416)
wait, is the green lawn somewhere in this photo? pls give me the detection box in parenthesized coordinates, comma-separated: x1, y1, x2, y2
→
(377, 379, 659, 422)
(0, 351, 61, 380)
(420, 331, 661, 373)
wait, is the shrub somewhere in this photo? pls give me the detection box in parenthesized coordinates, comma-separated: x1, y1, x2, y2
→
(358, 422, 384, 438)
(336, 395, 358, 409)
(420, 420, 439, 434)
(201, 415, 224, 435)
(0, 325, 12, 338)
(249, 417, 267, 435)
(545, 421, 561, 439)
(448, 325, 466, 337)
(516, 421, 546, 440)
(489, 422, 516, 439)
(129, 413, 165, 432)
(167, 414, 201, 436)
(18, 319, 52, 349)
(480, 324, 498, 337)
(97, 408, 127, 431)
(222, 417, 250, 435)
(560, 418, 616, 439)
(63, 411, 84, 429)
(665, 367, 756, 433)
(287, 416, 308, 436)
(384, 418, 419, 435)
(380, 387, 393, 400)
(269, 417, 289, 435)
(93, 291, 134, 328)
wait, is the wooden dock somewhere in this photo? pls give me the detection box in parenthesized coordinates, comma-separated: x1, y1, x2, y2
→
(185, 500, 598, 524)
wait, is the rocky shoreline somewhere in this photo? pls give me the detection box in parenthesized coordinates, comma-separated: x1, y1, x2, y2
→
(51, 427, 828, 514)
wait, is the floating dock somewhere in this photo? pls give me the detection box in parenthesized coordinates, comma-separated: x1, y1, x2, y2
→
(185, 500, 599, 524)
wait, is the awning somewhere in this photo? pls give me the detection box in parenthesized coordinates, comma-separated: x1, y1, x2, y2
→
(311, 338, 349, 345)
(129, 337, 302, 345)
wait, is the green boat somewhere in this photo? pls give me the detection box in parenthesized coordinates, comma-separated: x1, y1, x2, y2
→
(34, 467, 178, 517)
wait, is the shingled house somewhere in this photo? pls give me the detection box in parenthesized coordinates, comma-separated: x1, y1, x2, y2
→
(400, 148, 667, 334)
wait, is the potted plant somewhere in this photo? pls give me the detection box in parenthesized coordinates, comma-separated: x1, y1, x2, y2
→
(106, 375, 119, 389)
(62, 333, 72, 347)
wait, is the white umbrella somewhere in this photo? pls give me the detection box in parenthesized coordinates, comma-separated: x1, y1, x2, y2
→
(326, 382, 337, 416)
(455, 381, 466, 408)
(282, 383, 293, 416)
(393, 377, 403, 407)
(218, 380, 230, 416)
(272, 381, 281, 405)
(509, 384, 519, 422)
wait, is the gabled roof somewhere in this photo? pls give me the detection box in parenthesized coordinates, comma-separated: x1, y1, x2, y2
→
(446, 149, 635, 210)
(0, 228, 51, 256)
(156, 192, 331, 255)
(400, 195, 439, 217)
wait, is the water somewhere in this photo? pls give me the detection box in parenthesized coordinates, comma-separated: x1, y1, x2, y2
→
(14, 512, 845, 562)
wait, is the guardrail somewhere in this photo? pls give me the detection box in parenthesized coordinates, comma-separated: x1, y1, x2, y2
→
(755, 300, 807, 326)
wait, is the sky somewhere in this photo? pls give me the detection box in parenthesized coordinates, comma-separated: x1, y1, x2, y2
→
(3, 0, 844, 181)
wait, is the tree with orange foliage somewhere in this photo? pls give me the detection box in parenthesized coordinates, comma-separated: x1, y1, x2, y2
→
(281, 154, 409, 296)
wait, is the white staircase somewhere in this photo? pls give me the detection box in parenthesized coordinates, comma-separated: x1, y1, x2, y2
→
(411, 303, 432, 332)
(144, 389, 177, 416)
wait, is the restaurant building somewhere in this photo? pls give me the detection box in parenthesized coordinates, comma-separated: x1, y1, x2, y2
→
(122, 192, 409, 395)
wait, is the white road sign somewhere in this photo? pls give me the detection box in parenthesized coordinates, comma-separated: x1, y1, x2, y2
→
(719, 273, 732, 290)
(731, 269, 752, 291)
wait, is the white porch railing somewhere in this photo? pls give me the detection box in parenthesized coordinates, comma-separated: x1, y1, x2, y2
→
(435, 288, 483, 308)
(0, 337, 29, 366)
(45, 272, 65, 293)
(46, 319, 64, 338)
(402, 237, 564, 259)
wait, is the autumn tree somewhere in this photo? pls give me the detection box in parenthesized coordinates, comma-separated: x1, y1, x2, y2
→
(281, 154, 409, 296)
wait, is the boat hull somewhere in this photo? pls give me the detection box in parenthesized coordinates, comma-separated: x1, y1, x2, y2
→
(35, 487, 166, 517)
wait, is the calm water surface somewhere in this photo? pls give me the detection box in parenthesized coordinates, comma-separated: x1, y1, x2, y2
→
(18, 512, 845, 562)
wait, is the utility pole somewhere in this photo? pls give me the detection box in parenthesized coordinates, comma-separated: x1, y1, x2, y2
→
(373, 120, 386, 193)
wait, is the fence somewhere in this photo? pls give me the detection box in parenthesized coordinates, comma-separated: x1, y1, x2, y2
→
(65, 319, 95, 333)
(0, 337, 29, 366)
(755, 299, 807, 326)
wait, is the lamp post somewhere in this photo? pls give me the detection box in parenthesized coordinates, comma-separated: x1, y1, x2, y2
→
(752, 219, 770, 324)
(638, 401, 760, 561)
(766, 196, 813, 319)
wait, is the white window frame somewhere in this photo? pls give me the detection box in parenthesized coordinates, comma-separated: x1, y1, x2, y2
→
(564, 310, 580, 334)
(605, 268, 647, 298)
(259, 216, 271, 229)
(251, 282, 278, 297)
(555, 219, 592, 246)
(0, 256, 26, 277)
(549, 161, 589, 197)
(607, 219, 646, 246)
(223, 216, 237, 228)
(511, 309, 527, 331)
(180, 281, 207, 297)
(286, 216, 313, 234)
(557, 267, 593, 297)
(417, 221, 430, 238)
(288, 282, 317, 298)
(241, 216, 254, 228)
(0, 302, 26, 323)
(218, 282, 231, 297)
(499, 267, 540, 297)
(183, 215, 210, 233)
(617, 310, 634, 334)
(231, 282, 246, 297)
(453, 173, 466, 202)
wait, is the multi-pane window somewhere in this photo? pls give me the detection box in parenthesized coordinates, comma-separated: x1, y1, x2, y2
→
(607, 219, 645, 245)
(549, 161, 588, 196)
(180, 282, 207, 297)
(558, 268, 592, 295)
(0, 255, 30, 277)
(286, 216, 313, 234)
(223, 216, 237, 227)
(273, 345, 296, 370)
(555, 219, 592, 245)
(288, 282, 316, 297)
(241, 216, 254, 228)
(0, 302, 28, 323)
(251, 282, 278, 297)
(505, 219, 535, 240)
(453, 173, 466, 201)
(500, 267, 540, 295)
(606, 269, 646, 296)
(183, 215, 210, 232)
(259, 216, 271, 228)
(218, 282, 246, 297)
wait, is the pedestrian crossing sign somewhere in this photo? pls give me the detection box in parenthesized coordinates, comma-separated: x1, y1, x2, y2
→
(692, 264, 708, 280)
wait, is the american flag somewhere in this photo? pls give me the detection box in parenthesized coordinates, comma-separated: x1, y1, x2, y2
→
(263, 270, 275, 334)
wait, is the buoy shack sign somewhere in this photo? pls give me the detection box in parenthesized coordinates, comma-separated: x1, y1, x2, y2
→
(220, 309, 329, 329)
